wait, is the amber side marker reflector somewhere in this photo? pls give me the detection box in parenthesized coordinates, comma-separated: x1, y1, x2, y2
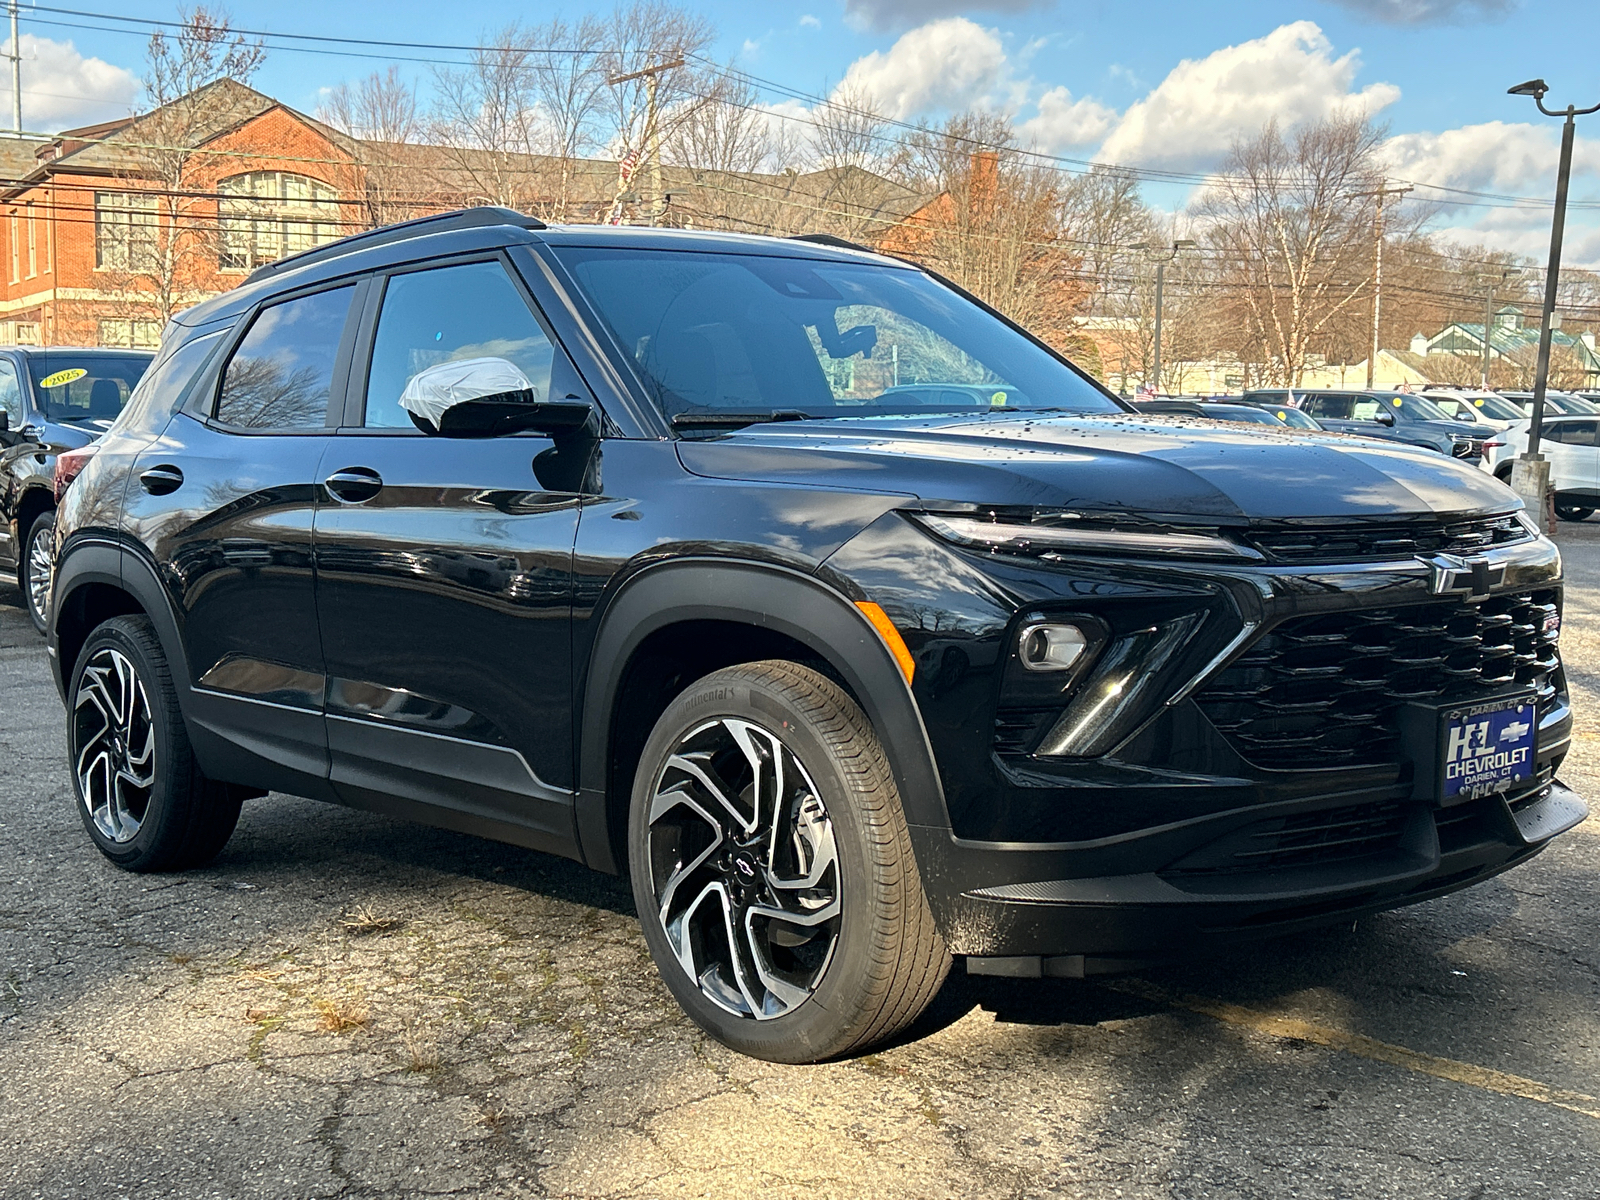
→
(856, 601, 916, 686)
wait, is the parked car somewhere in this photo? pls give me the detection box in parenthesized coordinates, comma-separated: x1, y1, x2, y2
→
(1130, 399, 1287, 426)
(1236, 395, 1326, 430)
(1292, 390, 1487, 458)
(1480, 416, 1600, 521)
(1499, 389, 1600, 416)
(0, 346, 154, 631)
(1421, 388, 1525, 431)
(48, 209, 1585, 1063)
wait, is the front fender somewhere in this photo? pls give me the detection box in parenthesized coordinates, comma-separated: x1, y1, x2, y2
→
(574, 557, 949, 873)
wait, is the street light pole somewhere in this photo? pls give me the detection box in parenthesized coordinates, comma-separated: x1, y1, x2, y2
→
(1346, 183, 1411, 389)
(607, 56, 685, 227)
(1129, 239, 1195, 394)
(1506, 79, 1600, 533)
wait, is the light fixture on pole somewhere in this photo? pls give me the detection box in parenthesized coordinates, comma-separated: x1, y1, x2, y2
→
(1129, 239, 1196, 394)
(1506, 78, 1600, 532)
(1476, 266, 1522, 389)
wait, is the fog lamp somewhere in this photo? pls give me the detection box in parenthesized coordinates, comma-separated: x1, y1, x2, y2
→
(1019, 623, 1088, 672)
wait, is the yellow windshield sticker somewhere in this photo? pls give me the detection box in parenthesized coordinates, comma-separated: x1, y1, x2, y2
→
(39, 367, 88, 389)
(1393, 397, 1404, 406)
(990, 391, 1008, 407)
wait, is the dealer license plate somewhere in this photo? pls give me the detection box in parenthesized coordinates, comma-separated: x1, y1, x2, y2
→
(1441, 694, 1536, 802)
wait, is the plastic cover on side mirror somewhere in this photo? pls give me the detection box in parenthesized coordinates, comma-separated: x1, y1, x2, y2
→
(398, 356, 537, 430)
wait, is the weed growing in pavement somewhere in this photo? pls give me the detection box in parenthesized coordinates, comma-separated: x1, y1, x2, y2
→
(403, 1025, 440, 1072)
(341, 906, 402, 936)
(313, 993, 370, 1033)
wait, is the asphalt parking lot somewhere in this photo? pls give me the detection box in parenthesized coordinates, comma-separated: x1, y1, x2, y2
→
(2, 529, 1597, 1200)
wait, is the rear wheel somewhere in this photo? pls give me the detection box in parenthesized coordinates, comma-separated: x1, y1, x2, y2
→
(68, 615, 242, 872)
(20, 509, 54, 634)
(629, 661, 949, 1062)
(1555, 504, 1594, 522)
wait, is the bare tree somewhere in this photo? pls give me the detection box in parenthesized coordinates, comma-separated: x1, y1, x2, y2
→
(1196, 113, 1386, 386)
(110, 6, 265, 324)
(886, 112, 1087, 351)
(428, 24, 542, 211)
(663, 70, 783, 175)
(317, 67, 421, 228)
(525, 14, 609, 221)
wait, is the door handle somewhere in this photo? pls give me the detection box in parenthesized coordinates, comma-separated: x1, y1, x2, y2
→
(324, 466, 383, 503)
(139, 464, 184, 495)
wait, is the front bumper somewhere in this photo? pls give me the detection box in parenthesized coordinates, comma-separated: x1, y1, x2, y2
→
(935, 773, 1585, 973)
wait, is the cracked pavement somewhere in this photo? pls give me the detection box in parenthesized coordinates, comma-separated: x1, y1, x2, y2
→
(3, 526, 1599, 1199)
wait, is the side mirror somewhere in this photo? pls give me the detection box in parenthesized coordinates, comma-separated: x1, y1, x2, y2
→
(1374, 410, 1395, 426)
(400, 357, 596, 439)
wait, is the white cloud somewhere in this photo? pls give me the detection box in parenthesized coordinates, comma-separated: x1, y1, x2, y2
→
(1015, 86, 1117, 151)
(1097, 21, 1400, 171)
(800, 14, 821, 28)
(836, 17, 1008, 121)
(842, 0, 1050, 34)
(1322, 0, 1517, 24)
(1383, 120, 1600, 196)
(10, 34, 138, 132)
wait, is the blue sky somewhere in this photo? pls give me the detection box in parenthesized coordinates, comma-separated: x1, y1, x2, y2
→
(13, 0, 1600, 264)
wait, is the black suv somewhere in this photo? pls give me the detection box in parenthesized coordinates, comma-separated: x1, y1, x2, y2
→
(48, 209, 1586, 1062)
(1286, 390, 1487, 458)
(1, 347, 152, 630)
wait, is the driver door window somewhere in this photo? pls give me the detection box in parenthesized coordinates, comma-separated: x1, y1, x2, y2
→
(1301, 395, 1352, 420)
(363, 260, 563, 428)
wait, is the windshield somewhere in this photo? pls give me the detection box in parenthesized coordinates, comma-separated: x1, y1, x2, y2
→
(554, 247, 1121, 423)
(1266, 405, 1320, 429)
(27, 354, 152, 423)
(1549, 392, 1599, 414)
(1202, 405, 1281, 425)
(1377, 394, 1451, 421)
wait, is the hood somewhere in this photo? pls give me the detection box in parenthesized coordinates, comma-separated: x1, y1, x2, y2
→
(676, 411, 1518, 522)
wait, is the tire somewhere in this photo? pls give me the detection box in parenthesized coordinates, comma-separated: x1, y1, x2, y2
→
(628, 661, 949, 1063)
(1555, 504, 1594, 523)
(1495, 465, 1513, 482)
(67, 615, 242, 872)
(19, 509, 54, 635)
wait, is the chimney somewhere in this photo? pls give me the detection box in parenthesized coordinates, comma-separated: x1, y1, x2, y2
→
(970, 150, 999, 196)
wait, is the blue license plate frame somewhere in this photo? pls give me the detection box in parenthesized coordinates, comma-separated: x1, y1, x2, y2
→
(1440, 693, 1537, 804)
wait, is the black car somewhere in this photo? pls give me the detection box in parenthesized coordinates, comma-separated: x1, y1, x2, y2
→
(1279, 390, 1488, 458)
(1133, 398, 1290, 426)
(0, 347, 153, 630)
(48, 209, 1586, 1063)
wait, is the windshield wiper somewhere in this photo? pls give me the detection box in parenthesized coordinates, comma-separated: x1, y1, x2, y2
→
(670, 410, 812, 430)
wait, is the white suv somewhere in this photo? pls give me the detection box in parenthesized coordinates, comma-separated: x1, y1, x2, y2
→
(1422, 388, 1525, 431)
(1480, 415, 1600, 521)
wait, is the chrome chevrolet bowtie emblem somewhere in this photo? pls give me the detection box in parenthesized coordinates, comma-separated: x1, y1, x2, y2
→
(1420, 553, 1504, 600)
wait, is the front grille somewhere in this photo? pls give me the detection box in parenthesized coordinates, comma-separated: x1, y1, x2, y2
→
(1247, 513, 1529, 563)
(1195, 590, 1561, 769)
(1162, 801, 1410, 876)
(1451, 438, 1486, 460)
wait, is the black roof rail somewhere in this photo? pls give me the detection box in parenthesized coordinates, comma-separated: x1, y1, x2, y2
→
(245, 206, 547, 283)
(787, 232, 876, 253)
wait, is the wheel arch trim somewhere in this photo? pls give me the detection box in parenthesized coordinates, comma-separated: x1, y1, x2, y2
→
(575, 557, 950, 873)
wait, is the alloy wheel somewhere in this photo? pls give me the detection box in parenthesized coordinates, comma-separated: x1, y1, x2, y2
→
(25, 523, 52, 624)
(645, 717, 842, 1020)
(73, 647, 156, 843)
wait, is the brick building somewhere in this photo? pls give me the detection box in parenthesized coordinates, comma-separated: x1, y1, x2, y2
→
(0, 79, 931, 349)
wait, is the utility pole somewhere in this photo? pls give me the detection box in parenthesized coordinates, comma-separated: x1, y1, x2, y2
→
(607, 56, 683, 227)
(1129, 239, 1195, 394)
(1347, 183, 1412, 389)
(1507, 78, 1600, 532)
(7, 0, 20, 136)
(1478, 266, 1522, 389)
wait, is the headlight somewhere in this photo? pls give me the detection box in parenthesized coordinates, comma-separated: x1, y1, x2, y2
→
(912, 511, 1263, 562)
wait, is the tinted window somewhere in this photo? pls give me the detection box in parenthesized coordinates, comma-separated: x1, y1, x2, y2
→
(1301, 395, 1352, 420)
(25, 354, 150, 422)
(216, 285, 354, 429)
(364, 261, 558, 429)
(0, 359, 20, 427)
(555, 247, 1118, 420)
(1549, 421, 1597, 446)
(117, 330, 225, 436)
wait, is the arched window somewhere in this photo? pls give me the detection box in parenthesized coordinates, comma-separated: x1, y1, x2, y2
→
(218, 172, 341, 271)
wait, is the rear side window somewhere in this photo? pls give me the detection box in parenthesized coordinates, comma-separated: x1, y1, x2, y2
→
(216, 285, 354, 429)
(1302, 395, 1352, 420)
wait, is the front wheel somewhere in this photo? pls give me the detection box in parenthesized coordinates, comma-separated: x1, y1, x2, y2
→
(20, 509, 54, 634)
(68, 615, 242, 872)
(629, 661, 949, 1062)
(1555, 504, 1594, 523)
